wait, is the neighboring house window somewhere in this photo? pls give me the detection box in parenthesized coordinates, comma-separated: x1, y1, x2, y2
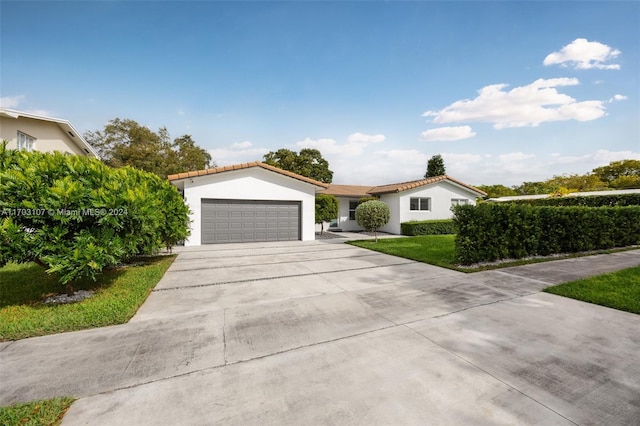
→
(410, 197, 431, 211)
(451, 199, 469, 206)
(349, 200, 358, 220)
(17, 131, 35, 152)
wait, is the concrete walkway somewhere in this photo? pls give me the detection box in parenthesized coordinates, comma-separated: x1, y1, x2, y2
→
(1, 242, 639, 425)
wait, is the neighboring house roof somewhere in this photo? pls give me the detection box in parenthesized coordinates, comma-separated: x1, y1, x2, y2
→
(488, 188, 640, 202)
(167, 161, 330, 188)
(322, 175, 487, 197)
(0, 108, 99, 158)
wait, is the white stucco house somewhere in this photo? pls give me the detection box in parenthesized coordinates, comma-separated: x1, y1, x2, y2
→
(319, 176, 487, 235)
(168, 162, 328, 246)
(0, 108, 98, 158)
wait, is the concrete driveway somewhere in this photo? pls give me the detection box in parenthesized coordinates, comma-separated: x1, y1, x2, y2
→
(1, 241, 639, 425)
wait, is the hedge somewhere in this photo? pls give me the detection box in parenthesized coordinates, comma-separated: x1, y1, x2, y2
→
(453, 203, 640, 265)
(401, 220, 455, 236)
(509, 193, 640, 207)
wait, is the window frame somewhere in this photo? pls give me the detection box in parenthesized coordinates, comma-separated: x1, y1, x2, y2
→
(17, 131, 35, 152)
(410, 197, 431, 211)
(451, 198, 469, 206)
(348, 200, 358, 220)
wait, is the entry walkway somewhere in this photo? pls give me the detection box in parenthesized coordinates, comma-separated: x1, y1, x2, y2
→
(1, 243, 638, 425)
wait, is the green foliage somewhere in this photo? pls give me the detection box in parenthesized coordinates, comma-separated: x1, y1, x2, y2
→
(476, 184, 518, 198)
(510, 193, 640, 207)
(355, 200, 390, 241)
(84, 118, 213, 178)
(453, 203, 640, 265)
(358, 196, 378, 204)
(545, 266, 640, 314)
(0, 144, 189, 286)
(0, 396, 75, 426)
(263, 148, 333, 183)
(425, 154, 446, 178)
(315, 194, 338, 233)
(401, 220, 455, 236)
(349, 235, 456, 269)
(592, 159, 640, 188)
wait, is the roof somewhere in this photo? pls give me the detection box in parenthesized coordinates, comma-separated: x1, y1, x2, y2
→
(167, 161, 329, 188)
(0, 108, 99, 158)
(488, 188, 640, 202)
(322, 176, 486, 197)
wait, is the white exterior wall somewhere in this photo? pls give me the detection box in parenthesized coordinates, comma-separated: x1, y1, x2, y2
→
(0, 116, 86, 156)
(181, 168, 318, 246)
(334, 196, 364, 231)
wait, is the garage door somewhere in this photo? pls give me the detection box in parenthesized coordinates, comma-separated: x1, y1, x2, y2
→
(201, 199, 301, 244)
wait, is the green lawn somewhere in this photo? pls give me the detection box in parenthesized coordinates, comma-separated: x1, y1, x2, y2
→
(350, 235, 458, 269)
(0, 255, 175, 341)
(545, 266, 640, 314)
(0, 397, 75, 426)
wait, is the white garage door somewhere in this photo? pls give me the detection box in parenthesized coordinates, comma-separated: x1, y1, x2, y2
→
(201, 199, 301, 244)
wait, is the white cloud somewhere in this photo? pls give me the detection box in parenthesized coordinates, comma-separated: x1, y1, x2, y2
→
(543, 38, 621, 70)
(296, 132, 386, 157)
(421, 126, 476, 142)
(609, 94, 627, 103)
(423, 78, 606, 129)
(499, 152, 535, 162)
(555, 149, 640, 165)
(347, 132, 385, 144)
(209, 141, 269, 166)
(0, 95, 25, 108)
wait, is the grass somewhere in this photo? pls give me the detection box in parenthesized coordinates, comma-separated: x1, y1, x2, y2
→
(0, 397, 75, 426)
(348, 235, 638, 272)
(545, 266, 640, 314)
(0, 255, 175, 341)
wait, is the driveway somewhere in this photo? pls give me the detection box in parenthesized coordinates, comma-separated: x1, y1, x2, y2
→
(1, 241, 639, 425)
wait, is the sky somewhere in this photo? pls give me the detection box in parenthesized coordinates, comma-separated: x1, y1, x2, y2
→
(1, 0, 638, 186)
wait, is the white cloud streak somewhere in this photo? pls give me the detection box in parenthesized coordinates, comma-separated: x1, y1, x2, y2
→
(543, 38, 621, 70)
(209, 141, 269, 166)
(0, 95, 25, 108)
(423, 78, 606, 129)
(421, 126, 476, 142)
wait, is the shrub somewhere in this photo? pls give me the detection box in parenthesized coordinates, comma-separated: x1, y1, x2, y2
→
(401, 220, 455, 236)
(358, 196, 378, 204)
(315, 194, 338, 234)
(453, 203, 640, 265)
(0, 143, 189, 289)
(355, 200, 390, 242)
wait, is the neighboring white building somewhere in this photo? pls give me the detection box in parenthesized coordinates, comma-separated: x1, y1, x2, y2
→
(168, 162, 328, 246)
(0, 108, 98, 158)
(319, 176, 487, 235)
(487, 188, 640, 203)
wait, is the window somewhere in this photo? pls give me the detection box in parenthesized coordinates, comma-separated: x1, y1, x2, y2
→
(410, 197, 430, 211)
(451, 199, 469, 206)
(17, 131, 35, 152)
(349, 200, 358, 220)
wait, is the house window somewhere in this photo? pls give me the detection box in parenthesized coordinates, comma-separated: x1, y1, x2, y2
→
(349, 200, 358, 220)
(451, 199, 469, 206)
(410, 197, 430, 211)
(17, 131, 35, 152)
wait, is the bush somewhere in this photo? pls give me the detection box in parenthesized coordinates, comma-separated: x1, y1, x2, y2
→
(453, 203, 640, 265)
(0, 143, 189, 287)
(401, 220, 455, 236)
(315, 194, 338, 233)
(358, 196, 378, 204)
(509, 193, 640, 207)
(355, 200, 390, 242)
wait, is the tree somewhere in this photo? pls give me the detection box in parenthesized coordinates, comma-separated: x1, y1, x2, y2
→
(475, 185, 518, 198)
(0, 142, 189, 293)
(593, 160, 640, 189)
(263, 148, 333, 183)
(425, 154, 446, 178)
(84, 118, 213, 178)
(315, 194, 338, 234)
(355, 200, 390, 242)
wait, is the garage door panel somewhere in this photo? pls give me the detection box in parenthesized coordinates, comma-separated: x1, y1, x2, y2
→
(202, 199, 301, 244)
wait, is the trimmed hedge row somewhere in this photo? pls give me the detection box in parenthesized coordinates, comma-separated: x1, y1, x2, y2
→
(401, 220, 455, 236)
(453, 203, 640, 265)
(509, 193, 640, 207)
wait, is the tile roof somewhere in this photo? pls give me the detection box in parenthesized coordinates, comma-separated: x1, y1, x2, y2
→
(319, 184, 376, 197)
(167, 161, 329, 188)
(369, 175, 486, 196)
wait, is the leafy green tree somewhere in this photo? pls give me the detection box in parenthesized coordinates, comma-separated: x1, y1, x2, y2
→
(263, 148, 333, 183)
(476, 184, 518, 198)
(512, 181, 559, 195)
(425, 154, 446, 178)
(0, 142, 189, 293)
(355, 200, 390, 242)
(84, 118, 213, 178)
(593, 160, 640, 189)
(315, 194, 338, 234)
(545, 174, 608, 192)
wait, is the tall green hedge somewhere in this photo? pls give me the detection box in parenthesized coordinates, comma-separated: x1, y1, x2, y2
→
(509, 193, 640, 207)
(0, 144, 190, 285)
(453, 203, 640, 265)
(401, 220, 455, 235)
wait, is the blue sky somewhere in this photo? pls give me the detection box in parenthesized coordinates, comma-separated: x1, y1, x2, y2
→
(1, 1, 638, 186)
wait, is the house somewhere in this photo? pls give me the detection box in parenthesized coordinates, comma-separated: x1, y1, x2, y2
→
(0, 108, 98, 158)
(319, 176, 487, 235)
(487, 188, 640, 203)
(168, 162, 328, 246)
